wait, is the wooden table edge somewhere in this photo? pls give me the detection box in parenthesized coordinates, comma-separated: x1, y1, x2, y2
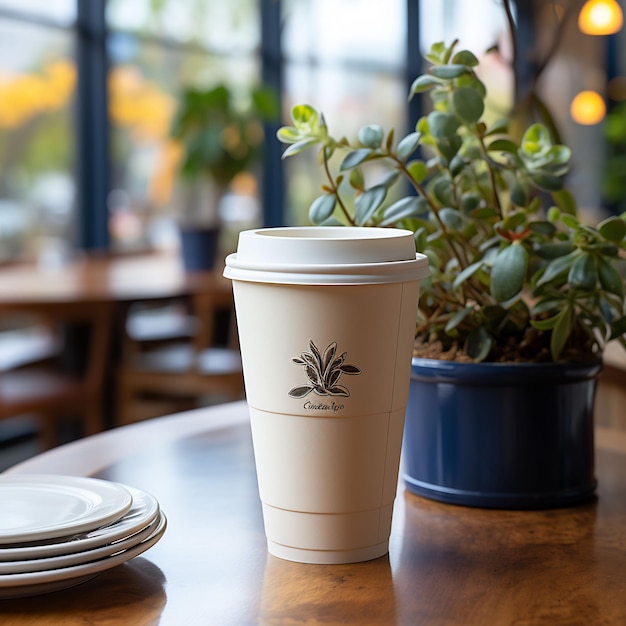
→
(3, 401, 250, 477)
(4, 403, 624, 479)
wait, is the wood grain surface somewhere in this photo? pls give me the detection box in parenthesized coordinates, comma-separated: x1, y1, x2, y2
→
(2, 382, 626, 625)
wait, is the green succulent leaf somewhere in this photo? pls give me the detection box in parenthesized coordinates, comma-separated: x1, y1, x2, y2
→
(445, 307, 473, 333)
(309, 193, 337, 224)
(487, 139, 519, 154)
(281, 137, 319, 158)
(597, 243, 619, 257)
(349, 167, 365, 191)
(449, 154, 465, 177)
(464, 326, 493, 362)
(433, 177, 454, 205)
(529, 173, 563, 192)
(597, 257, 624, 298)
(410, 74, 442, 95)
(355, 185, 387, 225)
(439, 207, 465, 230)
(453, 260, 483, 288)
(547, 206, 561, 222)
(451, 50, 479, 67)
(437, 135, 463, 162)
(537, 250, 581, 286)
(456, 73, 487, 97)
(552, 189, 577, 215)
(397, 132, 422, 160)
(380, 196, 426, 226)
(340, 148, 373, 171)
(379, 170, 400, 189)
(598, 216, 626, 243)
(486, 118, 509, 136)
(521, 124, 552, 156)
(530, 314, 560, 331)
(425, 41, 446, 64)
(561, 214, 580, 229)
(428, 111, 461, 140)
(545, 145, 572, 167)
(490, 244, 528, 302)
(414, 226, 428, 251)
(452, 87, 484, 125)
(534, 242, 575, 259)
(610, 316, 626, 340)
(461, 193, 481, 213)
(532, 298, 564, 316)
(407, 160, 428, 184)
(291, 104, 319, 130)
(501, 212, 526, 231)
(550, 306, 572, 361)
(528, 221, 556, 237)
(568, 253, 597, 290)
(469, 207, 499, 219)
(358, 125, 384, 148)
(431, 64, 469, 79)
(276, 126, 302, 144)
(511, 183, 527, 207)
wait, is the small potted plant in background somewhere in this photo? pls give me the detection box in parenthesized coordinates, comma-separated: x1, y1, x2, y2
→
(170, 82, 278, 271)
(277, 39, 626, 509)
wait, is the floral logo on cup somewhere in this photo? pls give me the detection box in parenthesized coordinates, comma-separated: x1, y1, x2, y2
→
(288, 340, 361, 399)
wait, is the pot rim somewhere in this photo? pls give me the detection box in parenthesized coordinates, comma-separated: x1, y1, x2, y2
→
(411, 356, 603, 385)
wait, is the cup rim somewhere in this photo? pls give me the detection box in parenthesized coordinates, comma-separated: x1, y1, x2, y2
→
(224, 254, 430, 285)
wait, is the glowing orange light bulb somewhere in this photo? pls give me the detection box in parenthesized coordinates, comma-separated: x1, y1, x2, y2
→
(570, 90, 606, 125)
(578, 0, 623, 35)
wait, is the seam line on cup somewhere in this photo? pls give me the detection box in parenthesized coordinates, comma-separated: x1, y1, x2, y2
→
(263, 502, 391, 515)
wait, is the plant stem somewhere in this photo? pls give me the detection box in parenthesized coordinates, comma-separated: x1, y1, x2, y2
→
(477, 135, 504, 218)
(392, 156, 468, 265)
(322, 147, 355, 226)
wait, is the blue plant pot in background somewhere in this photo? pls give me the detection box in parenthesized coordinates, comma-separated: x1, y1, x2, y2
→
(402, 358, 602, 509)
(179, 226, 220, 272)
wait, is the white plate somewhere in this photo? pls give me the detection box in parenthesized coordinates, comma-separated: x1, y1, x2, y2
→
(0, 485, 159, 561)
(0, 475, 133, 545)
(0, 512, 167, 598)
(0, 513, 162, 574)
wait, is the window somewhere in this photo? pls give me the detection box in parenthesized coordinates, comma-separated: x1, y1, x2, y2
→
(106, 0, 261, 254)
(0, 1, 76, 265)
(0, 1, 616, 265)
(281, 0, 408, 225)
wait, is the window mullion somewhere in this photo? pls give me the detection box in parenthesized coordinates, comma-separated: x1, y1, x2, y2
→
(260, 0, 284, 227)
(76, 0, 110, 250)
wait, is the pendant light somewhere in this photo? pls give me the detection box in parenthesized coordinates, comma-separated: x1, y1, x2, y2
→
(578, 0, 623, 35)
(570, 90, 606, 125)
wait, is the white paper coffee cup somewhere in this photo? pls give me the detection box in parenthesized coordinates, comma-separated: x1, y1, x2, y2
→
(224, 227, 429, 564)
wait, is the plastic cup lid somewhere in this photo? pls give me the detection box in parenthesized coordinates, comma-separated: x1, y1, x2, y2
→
(223, 227, 430, 285)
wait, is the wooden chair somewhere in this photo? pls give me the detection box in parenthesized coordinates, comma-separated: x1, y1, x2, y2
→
(0, 319, 61, 372)
(0, 301, 114, 449)
(116, 291, 244, 425)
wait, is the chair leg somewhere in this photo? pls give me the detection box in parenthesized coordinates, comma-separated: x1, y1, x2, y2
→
(116, 376, 137, 426)
(84, 402, 104, 436)
(38, 416, 58, 451)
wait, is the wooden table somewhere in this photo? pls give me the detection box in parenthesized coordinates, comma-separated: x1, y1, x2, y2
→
(2, 383, 626, 625)
(0, 251, 230, 306)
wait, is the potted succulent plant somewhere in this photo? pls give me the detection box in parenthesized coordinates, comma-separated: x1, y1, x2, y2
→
(170, 83, 277, 270)
(276, 40, 626, 508)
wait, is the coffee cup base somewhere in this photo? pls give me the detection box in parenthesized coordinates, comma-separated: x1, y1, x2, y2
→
(267, 539, 388, 565)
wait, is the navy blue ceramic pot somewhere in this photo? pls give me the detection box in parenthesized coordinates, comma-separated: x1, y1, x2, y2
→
(179, 226, 220, 272)
(402, 358, 602, 509)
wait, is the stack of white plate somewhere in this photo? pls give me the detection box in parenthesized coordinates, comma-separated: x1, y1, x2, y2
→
(0, 474, 166, 599)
